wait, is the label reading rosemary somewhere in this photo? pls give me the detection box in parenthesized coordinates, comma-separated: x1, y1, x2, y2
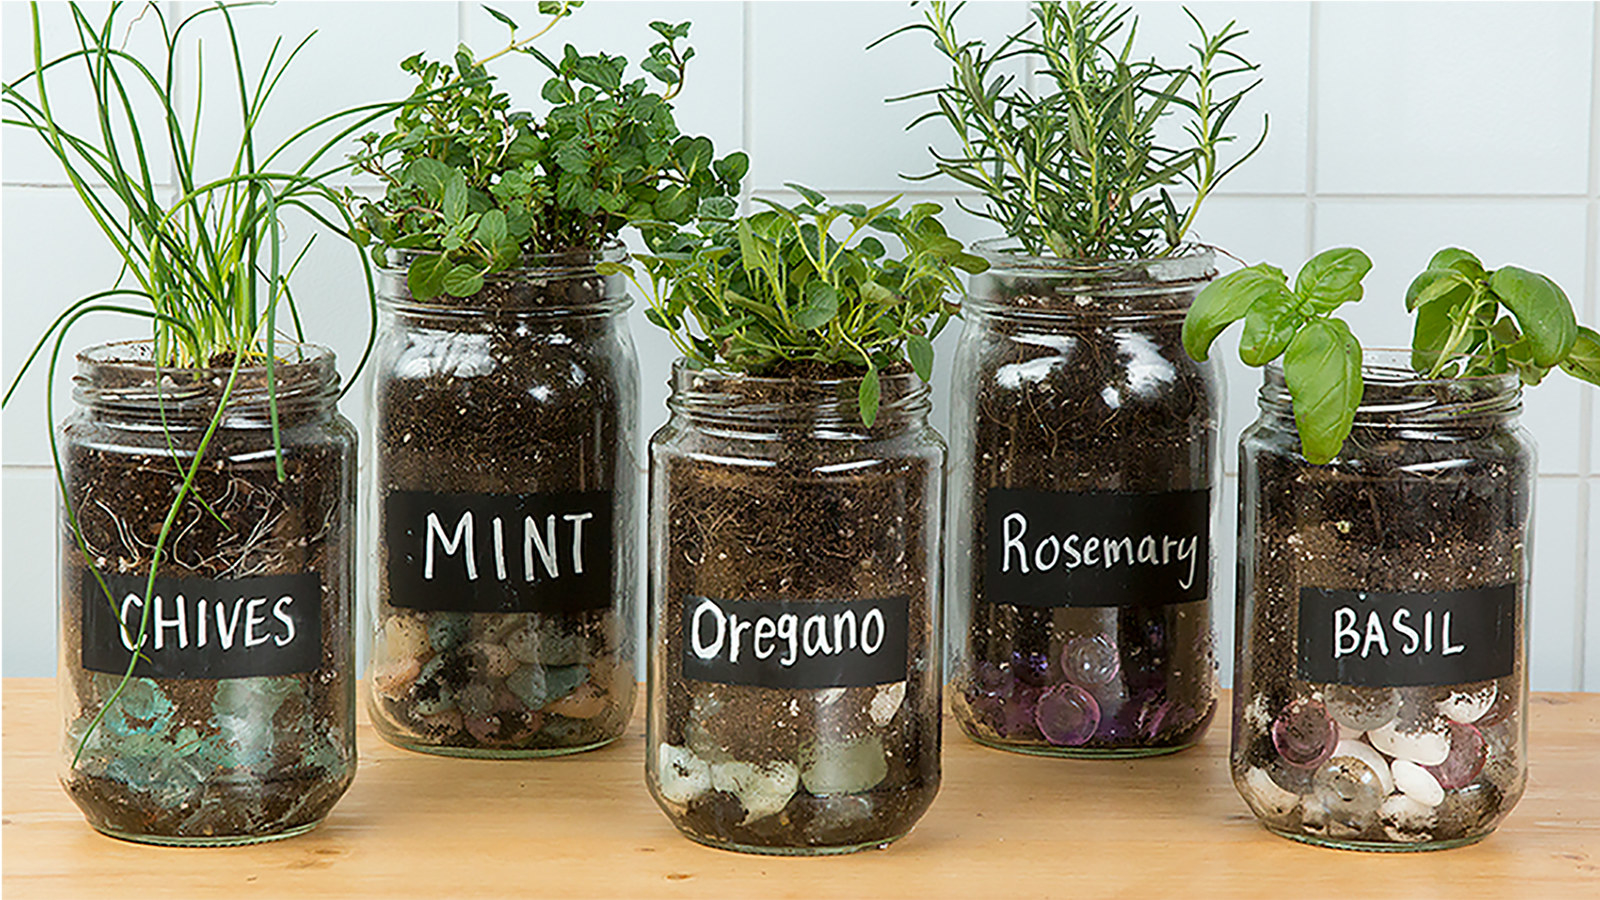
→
(1297, 586, 1518, 687)
(81, 572, 322, 679)
(680, 595, 909, 689)
(384, 490, 613, 615)
(983, 488, 1210, 607)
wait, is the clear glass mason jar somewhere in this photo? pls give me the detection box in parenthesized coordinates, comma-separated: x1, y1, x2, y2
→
(367, 247, 639, 757)
(59, 341, 356, 846)
(947, 244, 1221, 757)
(1233, 352, 1532, 851)
(646, 362, 944, 855)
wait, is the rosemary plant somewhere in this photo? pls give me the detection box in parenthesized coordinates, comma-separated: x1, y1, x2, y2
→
(2, 1, 414, 756)
(877, 0, 1266, 260)
(349, 3, 746, 300)
(606, 185, 987, 424)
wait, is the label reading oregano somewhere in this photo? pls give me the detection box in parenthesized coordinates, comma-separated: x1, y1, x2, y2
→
(983, 488, 1210, 608)
(81, 571, 322, 679)
(1297, 586, 1518, 687)
(384, 490, 612, 615)
(680, 595, 909, 689)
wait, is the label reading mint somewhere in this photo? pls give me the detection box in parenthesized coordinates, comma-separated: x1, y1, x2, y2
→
(81, 572, 322, 679)
(680, 595, 909, 689)
(384, 490, 612, 614)
(1297, 586, 1518, 687)
(983, 488, 1210, 608)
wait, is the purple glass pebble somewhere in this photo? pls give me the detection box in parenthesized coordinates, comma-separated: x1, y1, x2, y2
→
(1425, 720, 1487, 789)
(1061, 635, 1121, 687)
(1272, 698, 1339, 769)
(1034, 684, 1101, 746)
(1137, 697, 1172, 740)
(1010, 649, 1052, 687)
(1001, 684, 1044, 739)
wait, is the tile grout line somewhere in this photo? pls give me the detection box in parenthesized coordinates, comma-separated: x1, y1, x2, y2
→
(1303, 2, 1320, 259)
(740, 1, 754, 217)
(1574, 0, 1600, 690)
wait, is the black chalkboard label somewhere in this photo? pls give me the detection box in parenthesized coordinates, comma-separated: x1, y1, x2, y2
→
(982, 488, 1210, 608)
(1297, 586, 1518, 687)
(81, 571, 322, 679)
(384, 490, 613, 614)
(679, 595, 909, 689)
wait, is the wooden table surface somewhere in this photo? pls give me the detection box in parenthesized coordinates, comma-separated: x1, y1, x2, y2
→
(4, 680, 1597, 898)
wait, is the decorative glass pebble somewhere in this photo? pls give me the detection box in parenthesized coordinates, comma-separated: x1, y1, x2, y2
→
(1323, 684, 1400, 732)
(1271, 698, 1338, 768)
(1439, 683, 1497, 725)
(1425, 721, 1487, 790)
(1061, 635, 1121, 687)
(1391, 758, 1446, 807)
(1370, 719, 1451, 767)
(1034, 684, 1101, 746)
(1313, 754, 1388, 825)
(1332, 739, 1395, 794)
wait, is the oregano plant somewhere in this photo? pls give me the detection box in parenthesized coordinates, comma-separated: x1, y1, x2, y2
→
(877, 0, 1266, 260)
(1185, 247, 1600, 464)
(603, 185, 988, 424)
(349, 2, 746, 301)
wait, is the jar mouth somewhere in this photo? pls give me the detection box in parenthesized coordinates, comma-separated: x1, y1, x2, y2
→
(667, 358, 932, 427)
(379, 241, 632, 314)
(74, 340, 340, 415)
(1260, 348, 1523, 425)
(966, 240, 1216, 319)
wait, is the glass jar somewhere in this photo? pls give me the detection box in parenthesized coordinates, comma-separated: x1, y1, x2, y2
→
(1233, 352, 1531, 851)
(367, 247, 639, 757)
(59, 341, 356, 846)
(947, 244, 1221, 757)
(646, 362, 944, 855)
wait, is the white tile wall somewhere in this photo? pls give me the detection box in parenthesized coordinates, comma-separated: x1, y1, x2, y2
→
(4, 1, 1599, 691)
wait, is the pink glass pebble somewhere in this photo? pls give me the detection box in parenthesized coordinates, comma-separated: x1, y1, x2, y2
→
(1425, 720, 1487, 789)
(1061, 634, 1121, 687)
(1272, 698, 1339, 769)
(1034, 684, 1101, 746)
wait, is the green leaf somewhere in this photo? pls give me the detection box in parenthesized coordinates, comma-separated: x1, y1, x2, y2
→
(1427, 247, 1485, 280)
(473, 209, 507, 248)
(1282, 318, 1363, 465)
(1294, 247, 1371, 312)
(484, 6, 519, 31)
(714, 152, 749, 186)
(1558, 325, 1600, 387)
(405, 157, 452, 201)
(1490, 265, 1577, 367)
(407, 254, 451, 300)
(785, 183, 827, 207)
(1182, 263, 1292, 361)
(858, 366, 881, 426)
(443, 264, 485, 297)
(908, 334, 934, 381)
(443, 171, 468, 224)
(1404, 267, 1471, 312)
(1410, 291, 1464, 374)
(795, 281, 840, 330)
(1238, 289, 1304, 367)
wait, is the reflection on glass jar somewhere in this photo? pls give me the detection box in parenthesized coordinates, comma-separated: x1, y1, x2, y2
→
(59, 342, 356, 845)
(646, 363, 943, 855)
(947, 244, 1221, 757)
(366, 248, 639, 758)
(1233, 353, 1531, 851)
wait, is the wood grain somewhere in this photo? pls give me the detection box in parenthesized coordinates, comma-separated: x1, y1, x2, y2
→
(4, 681, 1596, 898)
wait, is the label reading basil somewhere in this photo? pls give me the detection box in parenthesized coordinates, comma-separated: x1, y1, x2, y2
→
(983, 488, 1210, 608)
(81, 572, 322, 679)
(680, 595, 909, 689)
(385, 490, 612, 614)
(1297, 586, 1517, 687)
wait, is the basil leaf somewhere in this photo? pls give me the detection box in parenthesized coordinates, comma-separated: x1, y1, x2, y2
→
(1490, 265, 1577, 367)
(1182, 263, 1292, 361)
(1404, 267, 1471, 312)
(1559, 326, 1600, 387)
(1283, 317, 1363, 465)
(1409, 287, 1468, 374)
(1427, 247, 1486, 280)
(1239, 288, 1305, 367)
(1294, 247, 1371, 312)
(907, 333, 934, 381)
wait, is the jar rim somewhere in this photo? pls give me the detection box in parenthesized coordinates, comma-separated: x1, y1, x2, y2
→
(667, 358, 933, 426)
(379, 241, 632, 314)
(74, 339, 340, 414)
(970, 238, 1217, 281)
(1259, 348, 1522, 425)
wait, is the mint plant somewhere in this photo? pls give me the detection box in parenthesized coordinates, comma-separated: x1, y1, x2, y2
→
(350, 3, 745, 301)
(605, 185, 987, 424)
(877, 0, 1266, 260)
(1185, 247, 1600, 464)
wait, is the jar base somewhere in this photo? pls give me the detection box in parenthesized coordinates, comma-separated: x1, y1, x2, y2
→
(675, 827, 912, 857)
(961, 727, 1199, 759)
(90, 819, 323, 847)
(1264, 824, 1493, 853)
(378, 734, 622, 759)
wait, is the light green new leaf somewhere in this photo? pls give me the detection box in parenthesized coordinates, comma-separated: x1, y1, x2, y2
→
(1404, 267, 1472, 312)
(1490, 266, 1577, 367)
(1182, 263, 1292, 361)
(1294, 247, 1371, 312)
(1283, 317, 1363, 465)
